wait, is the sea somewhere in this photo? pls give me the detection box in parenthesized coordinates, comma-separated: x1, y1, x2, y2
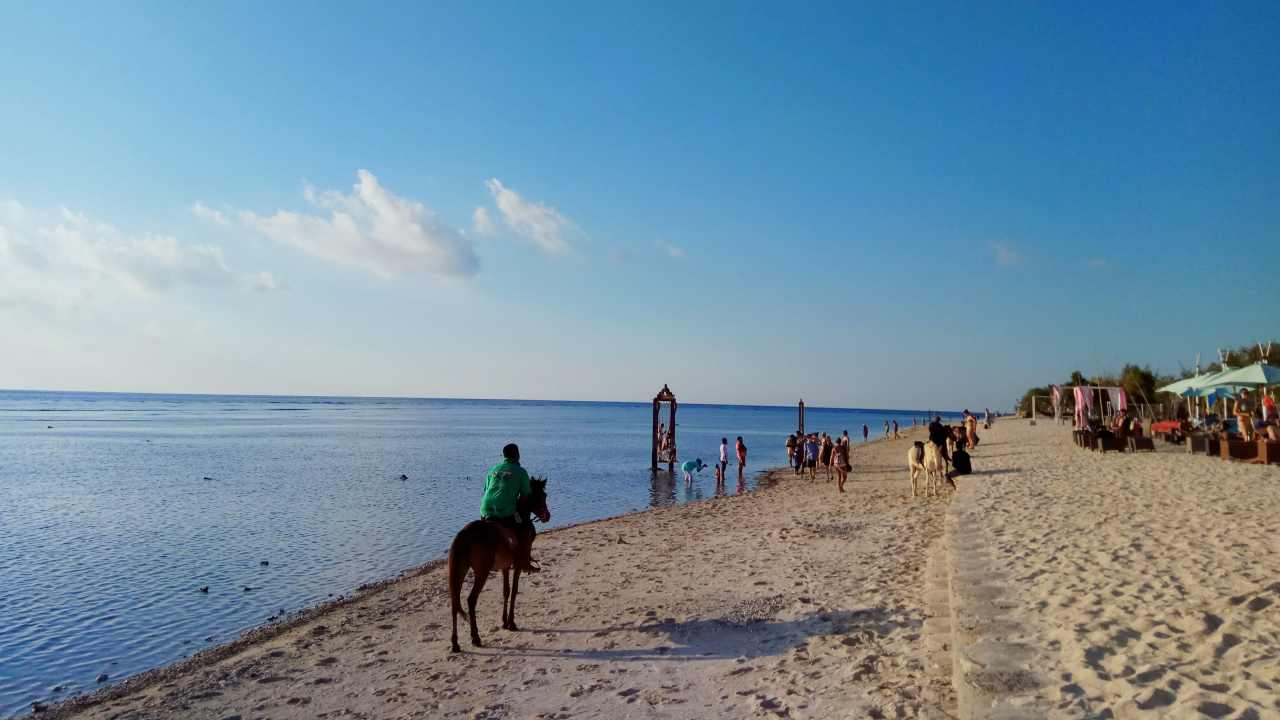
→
(0, 390, 961, 716)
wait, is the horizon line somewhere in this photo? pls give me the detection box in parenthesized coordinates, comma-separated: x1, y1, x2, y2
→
(0, 387, 970, 416)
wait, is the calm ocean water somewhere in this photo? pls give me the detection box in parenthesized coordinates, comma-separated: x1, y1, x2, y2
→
(0, 390, 959, 715)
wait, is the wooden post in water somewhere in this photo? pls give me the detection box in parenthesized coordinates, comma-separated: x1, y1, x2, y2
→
(798, 399, 805, 436)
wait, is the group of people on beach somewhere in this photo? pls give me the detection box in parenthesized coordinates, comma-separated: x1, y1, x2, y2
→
(784, 430, 854, 491)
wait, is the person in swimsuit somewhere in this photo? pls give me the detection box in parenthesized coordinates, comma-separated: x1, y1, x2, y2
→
(1235, 390, 1254, 441)
(735, 436, 747, 483)
(862, 424, 869, 442)
(833, 440, 851, 492)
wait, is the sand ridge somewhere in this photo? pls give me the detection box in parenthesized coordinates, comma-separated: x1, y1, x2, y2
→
(47, 429, 953, 720)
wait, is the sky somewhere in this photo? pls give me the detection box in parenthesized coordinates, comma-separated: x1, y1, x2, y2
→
(1, 2, 1277, 410)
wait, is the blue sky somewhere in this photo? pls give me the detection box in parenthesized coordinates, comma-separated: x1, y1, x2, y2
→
(2, 2, 1277, 409)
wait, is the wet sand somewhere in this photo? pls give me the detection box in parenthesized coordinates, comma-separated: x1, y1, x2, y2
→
(45, 429, 953, 720)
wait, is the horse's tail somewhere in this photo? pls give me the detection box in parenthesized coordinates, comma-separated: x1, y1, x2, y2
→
(447, 531, 468, 621)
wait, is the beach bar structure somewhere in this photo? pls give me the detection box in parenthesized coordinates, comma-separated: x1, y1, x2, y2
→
(651, 385, 677, 472)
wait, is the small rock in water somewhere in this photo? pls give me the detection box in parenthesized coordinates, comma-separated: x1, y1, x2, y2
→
(199, 586, 209, 593)
(398, 474, 409, 480)
(95, 673, 109, 683)
(31, 701, 48, 713)
(46, 425, 54, 429)
(259, 560, 269, 567)
(202, 476, 214, 481)
(50, 685, 63, 693)
(243, 586, 253, 592)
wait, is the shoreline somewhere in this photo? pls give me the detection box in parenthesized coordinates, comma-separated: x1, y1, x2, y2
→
(35, 430, 928, 720)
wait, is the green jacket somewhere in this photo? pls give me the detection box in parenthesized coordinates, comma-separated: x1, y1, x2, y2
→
(480, 459, 531, 519)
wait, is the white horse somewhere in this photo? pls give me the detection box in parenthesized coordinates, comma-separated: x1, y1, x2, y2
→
(908, 441, 950, 498)
(907, 442, 927, 498)
(922, 441, 949, 498)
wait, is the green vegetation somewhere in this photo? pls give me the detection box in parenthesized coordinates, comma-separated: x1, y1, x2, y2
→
(1018, 340, 1278, 417)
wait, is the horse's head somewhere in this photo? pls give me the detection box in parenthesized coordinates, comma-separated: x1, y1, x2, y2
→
(523, 476, 551, 523)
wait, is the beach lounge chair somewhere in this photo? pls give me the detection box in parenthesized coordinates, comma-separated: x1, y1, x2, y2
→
(1096, 433, 1127, 453)
(1221, 439, 1260, 463)
(1257, 440, 1280, 465)
(1187, 434, 1218, 456)
(1128, 436, 1155, 452)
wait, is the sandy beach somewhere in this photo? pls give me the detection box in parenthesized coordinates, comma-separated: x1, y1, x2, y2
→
(950, 419, 1280, 718)
(43, 429, 953, 720)
(38, 419, 1280, 720)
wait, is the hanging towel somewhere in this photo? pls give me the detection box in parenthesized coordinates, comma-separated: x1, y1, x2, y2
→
(1051, 385, 1062, 418)
(1117, 389, 1128, 412)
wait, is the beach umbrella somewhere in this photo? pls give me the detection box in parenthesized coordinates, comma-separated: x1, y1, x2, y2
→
(1201, 362, 1280, 388)
(1157, 373, 1211, 395)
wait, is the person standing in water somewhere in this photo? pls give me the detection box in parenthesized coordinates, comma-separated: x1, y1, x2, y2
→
(735, 436, 747, 483)
(718, 437, 730, 486)
(862, 424, 869, 442)
(681, 458, 705, 484)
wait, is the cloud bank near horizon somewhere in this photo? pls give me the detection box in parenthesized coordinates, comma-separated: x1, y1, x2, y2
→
(0, 200, 274, 311)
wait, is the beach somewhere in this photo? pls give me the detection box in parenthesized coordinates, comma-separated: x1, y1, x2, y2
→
(40, 428, 955, 720)
(37, 419, 1280, 719)
(946, 419, 1280, 717)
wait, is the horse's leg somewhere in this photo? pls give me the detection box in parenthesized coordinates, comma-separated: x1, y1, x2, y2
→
(467, 561, 491, 647)
(508, 567, 522, 631)
(501, 568, 511, 630)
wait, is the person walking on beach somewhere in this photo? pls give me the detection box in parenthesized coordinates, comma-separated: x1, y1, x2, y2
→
(785, 433, 797, 472)
(804, 434, 819, 480)
(735, 436, 747, 483)
(819, 433, 834, 480)
(862, 424, 869, 442)
(480, 443, 539, 573)
(892, 419, 899, 438)
(832, 438, 851, 492)
(841, 429, 850, 448)
(883, 420, 890, 438)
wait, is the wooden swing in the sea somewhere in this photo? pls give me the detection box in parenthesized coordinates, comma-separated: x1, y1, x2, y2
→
(651, 385, 677, 473)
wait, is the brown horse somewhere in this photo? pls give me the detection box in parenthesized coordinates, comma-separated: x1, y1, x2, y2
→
(449, 478, 550, 652)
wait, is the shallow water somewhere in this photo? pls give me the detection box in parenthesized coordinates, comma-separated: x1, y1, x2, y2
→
(0, 390, 959, 715)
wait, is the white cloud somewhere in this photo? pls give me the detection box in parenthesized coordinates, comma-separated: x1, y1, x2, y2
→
(0, 201, 272, 310)
(226, 170, 478, 279)
(191, 202, 230, 226)
(483, 178, 574, 255)
(657, 240, 685, 259)
(991, 242, 1021, 267)
(472, 206, 497, 236)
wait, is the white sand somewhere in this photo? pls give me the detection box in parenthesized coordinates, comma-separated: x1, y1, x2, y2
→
(49, 430, 953, 720)
(958, 419, 1280, 717)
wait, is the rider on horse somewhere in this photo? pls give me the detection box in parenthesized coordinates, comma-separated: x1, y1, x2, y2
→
(480, 443, 539, 572)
